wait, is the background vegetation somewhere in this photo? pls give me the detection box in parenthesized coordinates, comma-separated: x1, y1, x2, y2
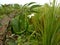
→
(0, 0, 60, 45)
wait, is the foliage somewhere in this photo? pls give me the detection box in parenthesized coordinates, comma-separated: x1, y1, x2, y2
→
(0, 0, 60, 45)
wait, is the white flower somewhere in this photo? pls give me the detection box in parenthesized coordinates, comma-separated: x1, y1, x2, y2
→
(28, 13, 35, 18)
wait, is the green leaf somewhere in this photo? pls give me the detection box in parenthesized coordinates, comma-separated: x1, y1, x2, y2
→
(27, 2, 36, 6)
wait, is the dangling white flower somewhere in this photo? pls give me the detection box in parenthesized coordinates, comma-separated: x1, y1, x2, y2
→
(28, 13, 35, 18)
